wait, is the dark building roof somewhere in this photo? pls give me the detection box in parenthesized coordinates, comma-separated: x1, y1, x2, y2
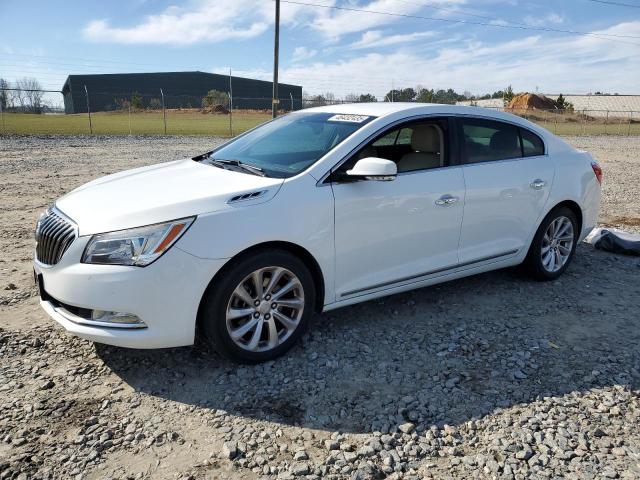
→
(62, 71, 302, 113)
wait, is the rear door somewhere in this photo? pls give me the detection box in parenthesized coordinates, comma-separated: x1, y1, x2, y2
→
(456, 117, 554, 264)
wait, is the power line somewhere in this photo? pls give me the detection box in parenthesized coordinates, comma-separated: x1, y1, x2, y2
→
(586, 0, 640, 8)
(279, 0, 640, 44)
(391, 0, 610, 34)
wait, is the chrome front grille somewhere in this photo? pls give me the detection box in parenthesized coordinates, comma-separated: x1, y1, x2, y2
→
(35, 208, 77, 266)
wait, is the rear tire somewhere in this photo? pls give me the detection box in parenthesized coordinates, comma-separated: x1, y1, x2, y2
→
(524, 206, 579, 281)
(199, 249, 315, 363)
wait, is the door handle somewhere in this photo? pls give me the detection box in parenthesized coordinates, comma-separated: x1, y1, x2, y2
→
(435, 195, 459, 206)
(530, 179, 547, 190)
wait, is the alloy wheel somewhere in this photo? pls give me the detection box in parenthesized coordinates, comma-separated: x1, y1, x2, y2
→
(541, 216, 574, 273)
(225, 266, 305, 352)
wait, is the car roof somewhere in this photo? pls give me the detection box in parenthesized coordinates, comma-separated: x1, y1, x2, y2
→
(303, 102, 549, 135)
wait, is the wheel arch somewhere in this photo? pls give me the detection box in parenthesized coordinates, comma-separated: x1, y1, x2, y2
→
(196, 241, 326, 331)
(526, 199, 584, 259)
(548, 199, 583, 233)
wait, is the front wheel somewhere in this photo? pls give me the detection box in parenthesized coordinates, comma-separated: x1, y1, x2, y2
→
(524, 206, 579, 281)
(199, 250, 315, 363)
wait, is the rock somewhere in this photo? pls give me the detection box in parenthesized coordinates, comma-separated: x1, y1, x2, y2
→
(513, 370, 527, 380)
(356, 445, 376, 458)
(399, 422, 416, 434)
(445, 377, 460, 388)
(293, 450, 308, 461)
(40, 380, 55, 390)
(515, 448, 533, 461)
(290, 463, 309, 476)
(325, 439, 340, 450)
(222, 442, 238, 460)
(611, 447, 626, 457)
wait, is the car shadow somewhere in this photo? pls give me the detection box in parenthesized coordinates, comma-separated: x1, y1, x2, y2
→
(96, 244, 640, 434)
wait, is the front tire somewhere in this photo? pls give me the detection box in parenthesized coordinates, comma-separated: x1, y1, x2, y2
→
(199, 249, 315, 363)
(524, 206, 579, 281)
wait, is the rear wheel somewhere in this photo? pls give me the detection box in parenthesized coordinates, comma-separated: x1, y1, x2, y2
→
(524, 206, 579, 281)
(200, 250, 315, 363)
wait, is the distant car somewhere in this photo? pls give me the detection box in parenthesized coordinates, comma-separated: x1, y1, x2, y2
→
(34, 103, 602, 363)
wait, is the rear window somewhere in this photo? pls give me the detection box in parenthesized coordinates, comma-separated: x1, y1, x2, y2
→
(461, 118, 521, 163)
(520, 128, 545, 157)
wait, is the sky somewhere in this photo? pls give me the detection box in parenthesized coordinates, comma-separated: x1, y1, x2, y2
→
(1, 0, 639, 105)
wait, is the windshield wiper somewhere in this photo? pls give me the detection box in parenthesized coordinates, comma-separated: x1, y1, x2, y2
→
(207, 158, 266, 177)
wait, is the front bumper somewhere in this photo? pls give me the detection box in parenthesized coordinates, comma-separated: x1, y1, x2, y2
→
(34, 236, 227, 349)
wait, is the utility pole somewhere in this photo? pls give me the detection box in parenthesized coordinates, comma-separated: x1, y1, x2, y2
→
(160, 88, 167, 135)
(229, 68, 233, 136)
(84, 85, 93, 134)
(272, 0, 280, 118)
(0, 94, 4, 134)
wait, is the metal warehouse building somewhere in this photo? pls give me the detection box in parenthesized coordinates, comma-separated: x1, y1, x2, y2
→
(62, 71, 303, 113)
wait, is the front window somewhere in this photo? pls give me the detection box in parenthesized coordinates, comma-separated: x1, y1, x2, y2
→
(202, 112, 375, 178)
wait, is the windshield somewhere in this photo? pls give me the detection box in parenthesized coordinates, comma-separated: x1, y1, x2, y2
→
(202, 112, 375, 178)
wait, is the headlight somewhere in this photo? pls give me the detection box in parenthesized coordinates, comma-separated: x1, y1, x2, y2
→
(82, 217, 194, 266)
(35, 206, 51, 240)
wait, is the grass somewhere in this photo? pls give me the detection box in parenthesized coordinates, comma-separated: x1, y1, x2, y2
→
(1, 109, 639, 136)
(0, 110, 271, 136)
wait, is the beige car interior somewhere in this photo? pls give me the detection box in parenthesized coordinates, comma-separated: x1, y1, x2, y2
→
(355, 123, 445, 173)
(397, 125, 444, 172)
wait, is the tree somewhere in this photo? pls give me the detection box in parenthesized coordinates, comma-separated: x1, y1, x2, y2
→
(503, 85, 514, 106)
(324, 92, 336, 104)
(10, 78, 44, 113)
(344, 93, 359, 103)
(0, 78, 9, 110)
(344, 92, 377, 103)
(555, 94, 573, 112)
(384, 87, 416, 102)
(358, 93, 377, 102)
(416, 88, 434, 103)
(131, 91, 144, 110)
(202, 90, 229, 109)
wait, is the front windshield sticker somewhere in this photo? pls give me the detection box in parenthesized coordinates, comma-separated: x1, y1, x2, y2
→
(327, 114, 370, 123)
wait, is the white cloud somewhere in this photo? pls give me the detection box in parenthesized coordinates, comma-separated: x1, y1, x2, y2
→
(350, 30, 437, 49)
(524, 13, 565, 27)
(308, 0, 466, 40)
(81, 0, 321, 46)
(83, 0, 271, 45)
(274, 21, 640, 97)
(81, 0, 465, 46)
(292, 46, 318, 62)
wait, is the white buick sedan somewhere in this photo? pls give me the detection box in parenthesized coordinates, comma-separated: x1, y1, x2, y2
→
(34, 103, 601, 362)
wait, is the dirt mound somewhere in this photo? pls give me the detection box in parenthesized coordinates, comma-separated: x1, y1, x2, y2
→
(508, 93, 556, 110)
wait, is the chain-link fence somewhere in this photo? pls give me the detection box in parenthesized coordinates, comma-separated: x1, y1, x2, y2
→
(478, 107, 640, 136)
(1, 87, 639, 136)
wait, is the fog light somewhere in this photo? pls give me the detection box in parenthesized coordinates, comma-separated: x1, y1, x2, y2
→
(91, 310, 145, 326)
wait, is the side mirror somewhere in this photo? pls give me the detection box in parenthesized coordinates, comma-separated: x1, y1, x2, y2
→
(346, 157, 397, 181)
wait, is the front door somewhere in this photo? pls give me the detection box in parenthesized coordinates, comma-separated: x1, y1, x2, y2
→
(330, 118, 465, 299)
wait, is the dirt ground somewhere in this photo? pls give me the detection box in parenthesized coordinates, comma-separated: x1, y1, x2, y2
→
(0, 135, 639, 480)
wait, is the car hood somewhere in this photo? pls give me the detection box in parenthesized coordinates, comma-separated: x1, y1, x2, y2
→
(56, 159, 284, 236)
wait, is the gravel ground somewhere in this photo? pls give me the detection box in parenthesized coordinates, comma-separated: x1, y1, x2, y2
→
(1, 135, 639, 480)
